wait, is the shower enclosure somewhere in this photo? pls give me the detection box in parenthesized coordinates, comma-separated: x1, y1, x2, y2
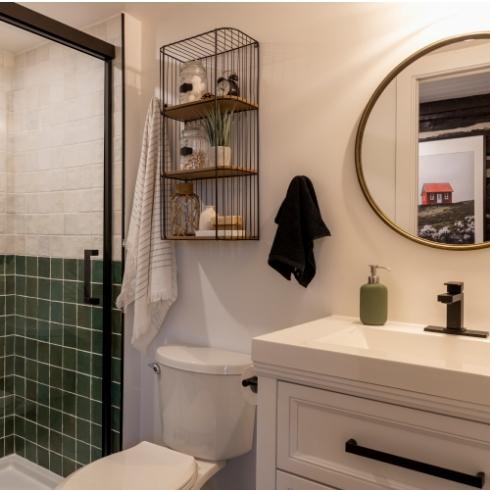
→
(0, 4, 123, 481)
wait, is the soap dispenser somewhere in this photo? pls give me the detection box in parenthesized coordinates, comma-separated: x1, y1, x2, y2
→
(360, 265, 390, 326)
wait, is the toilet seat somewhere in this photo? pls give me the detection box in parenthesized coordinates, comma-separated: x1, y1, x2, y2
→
(55, 441, 197, 490)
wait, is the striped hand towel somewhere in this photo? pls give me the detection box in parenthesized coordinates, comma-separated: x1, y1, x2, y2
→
(116, 97, 177, 351)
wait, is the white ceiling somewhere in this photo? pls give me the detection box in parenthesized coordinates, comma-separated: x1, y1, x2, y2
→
(0, 20, 40, 53)
(21, 3, 124, 28)
(0, 3, 124, 53)
(420, 71, 490, 103)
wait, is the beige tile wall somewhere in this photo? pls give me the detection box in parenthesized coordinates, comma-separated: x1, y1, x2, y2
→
(87, 15, 124, 263)
(0, 52, 13, 255)
(2, 15, 122, 261)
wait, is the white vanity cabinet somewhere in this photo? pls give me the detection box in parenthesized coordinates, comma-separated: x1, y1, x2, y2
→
(257, 377, 490, 490)
(252, 316, 490, 490)
(276, 471, 338, 490)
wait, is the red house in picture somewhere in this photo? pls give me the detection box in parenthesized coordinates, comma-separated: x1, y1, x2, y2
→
(421, 183, 454, 205)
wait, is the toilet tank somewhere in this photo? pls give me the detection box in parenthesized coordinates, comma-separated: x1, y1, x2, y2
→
(155, 346, 256, 461)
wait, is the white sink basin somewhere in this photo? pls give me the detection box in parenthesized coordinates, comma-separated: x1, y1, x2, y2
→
(252, 316, 490, 406)
(312, 322, 490, 375)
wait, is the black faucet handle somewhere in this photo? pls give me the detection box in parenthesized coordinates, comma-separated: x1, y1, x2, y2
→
(444, 282, 464, 294)
(437, 293, 454, 304)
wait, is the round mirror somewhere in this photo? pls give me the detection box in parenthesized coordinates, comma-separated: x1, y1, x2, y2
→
(356, 33, 490, 250)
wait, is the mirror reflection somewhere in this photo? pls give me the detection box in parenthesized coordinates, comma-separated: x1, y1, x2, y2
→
(361, 37, 490, 247)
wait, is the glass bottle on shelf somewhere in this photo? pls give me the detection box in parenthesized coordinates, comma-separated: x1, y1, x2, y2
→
(180, 124, 208, 171)
(170, 183, 200, 236)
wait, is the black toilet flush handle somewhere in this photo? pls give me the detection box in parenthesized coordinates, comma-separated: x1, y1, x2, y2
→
(242, 376, 258, 394)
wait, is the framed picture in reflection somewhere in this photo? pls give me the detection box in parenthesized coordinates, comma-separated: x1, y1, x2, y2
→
(418, 135, 485, 244)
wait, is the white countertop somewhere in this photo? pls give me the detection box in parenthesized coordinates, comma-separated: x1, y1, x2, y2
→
(252, 315, 490, 406)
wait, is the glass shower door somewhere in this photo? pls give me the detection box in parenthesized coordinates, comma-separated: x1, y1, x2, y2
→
(0, 10, 122, 480)
(10, 42, 108, 476)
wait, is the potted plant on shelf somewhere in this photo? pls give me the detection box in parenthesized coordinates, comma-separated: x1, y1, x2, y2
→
(202, 108, 234, 168)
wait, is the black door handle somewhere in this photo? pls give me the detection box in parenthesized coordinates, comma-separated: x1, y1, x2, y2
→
(84, 249, 100, 305)
(345, 439, 485, 488)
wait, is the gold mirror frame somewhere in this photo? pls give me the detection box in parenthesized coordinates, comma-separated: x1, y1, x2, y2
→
(355, 32, 490, 251)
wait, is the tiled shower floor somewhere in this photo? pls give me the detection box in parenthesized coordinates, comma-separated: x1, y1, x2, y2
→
(0, 455, 62, 490)
(0, 466, 52, 489)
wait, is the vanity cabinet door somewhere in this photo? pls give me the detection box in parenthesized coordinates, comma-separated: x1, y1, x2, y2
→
(277, 471, 339, 490)
(277, 381, 490, 490)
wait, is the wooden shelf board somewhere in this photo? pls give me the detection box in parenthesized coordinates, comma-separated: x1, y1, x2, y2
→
(166, 235, 259, 241)
(164, 166, 257, 180)
(163, 96, 258, 122)
(167, 235, 215, 240)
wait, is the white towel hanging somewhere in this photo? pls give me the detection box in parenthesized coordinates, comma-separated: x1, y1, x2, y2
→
(116, 97, 177, 351)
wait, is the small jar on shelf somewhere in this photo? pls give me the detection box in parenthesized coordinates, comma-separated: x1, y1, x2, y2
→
(179, 61, 208, 104)
(180, 124, 208, 171)
(170, 183, 200, 236)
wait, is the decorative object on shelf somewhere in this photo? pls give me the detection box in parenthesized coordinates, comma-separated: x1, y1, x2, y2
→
(179, 123, 208, 170)
(179, 60, 208, 104)
(213, 214, 244, 230)
(195, 213, 245, 238)
(199, 204, 216, 231)
(203, 108, 234, 168)
(170, 183, 200, 236)
(217, 71, 240, 97)
(161, 27, 259, 240)
(208, 145, 231, 168)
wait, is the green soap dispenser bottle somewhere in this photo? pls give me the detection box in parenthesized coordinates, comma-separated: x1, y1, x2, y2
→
(360, 265, 390, 326)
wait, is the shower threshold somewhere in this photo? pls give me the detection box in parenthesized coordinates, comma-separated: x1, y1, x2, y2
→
(0, 454, 63, 489)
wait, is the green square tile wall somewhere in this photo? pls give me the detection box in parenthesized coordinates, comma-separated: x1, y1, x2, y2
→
(0, 255, 15, 457)
(0, 255, 123, 478)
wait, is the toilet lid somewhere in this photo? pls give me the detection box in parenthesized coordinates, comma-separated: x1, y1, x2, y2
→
(56, 442, 197, 490)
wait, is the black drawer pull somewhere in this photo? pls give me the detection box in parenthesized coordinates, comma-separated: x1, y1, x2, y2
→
(84, 249, 100, 305)
(345, 439, 485, 488)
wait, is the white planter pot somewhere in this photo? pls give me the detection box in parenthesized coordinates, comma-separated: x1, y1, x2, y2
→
(208, 146, 232, 168)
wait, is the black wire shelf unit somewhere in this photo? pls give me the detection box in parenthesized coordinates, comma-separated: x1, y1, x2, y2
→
(161, 27, 259, 240)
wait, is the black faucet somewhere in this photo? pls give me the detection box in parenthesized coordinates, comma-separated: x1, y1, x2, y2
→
(425, 282, 488, 338)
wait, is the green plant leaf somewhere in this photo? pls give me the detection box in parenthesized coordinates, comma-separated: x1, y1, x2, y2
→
(202, 107, 235, 147)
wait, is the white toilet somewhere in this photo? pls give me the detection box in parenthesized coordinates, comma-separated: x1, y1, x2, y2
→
(56, 346, 256, 490)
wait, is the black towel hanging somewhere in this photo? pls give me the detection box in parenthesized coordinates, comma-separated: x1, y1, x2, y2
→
(268, 176, 330, 287)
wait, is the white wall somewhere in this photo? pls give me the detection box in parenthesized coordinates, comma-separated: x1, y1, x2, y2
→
(362, 79, 397, 220)
(119, 3, 490, 489)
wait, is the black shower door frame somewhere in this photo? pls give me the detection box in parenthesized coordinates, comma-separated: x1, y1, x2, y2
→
(0, 3, 117, 456)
